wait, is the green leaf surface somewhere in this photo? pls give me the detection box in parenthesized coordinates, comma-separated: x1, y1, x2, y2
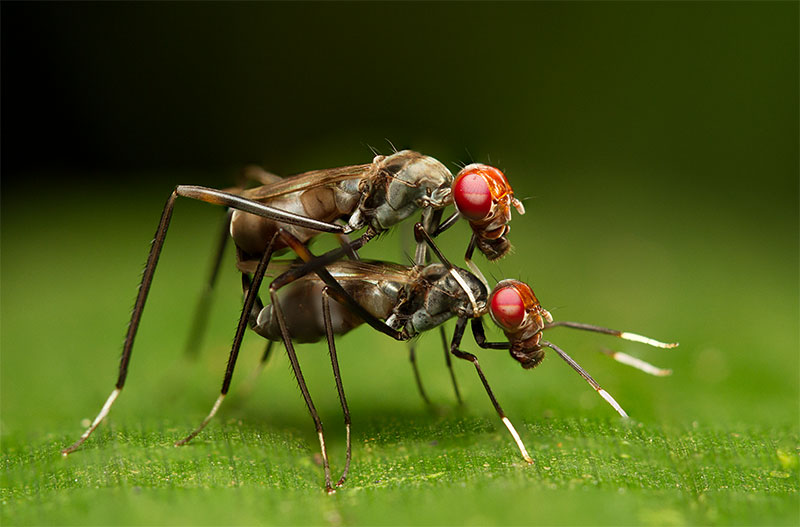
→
(2, 177, 797, 525)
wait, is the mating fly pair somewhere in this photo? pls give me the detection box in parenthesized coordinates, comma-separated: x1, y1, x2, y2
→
(61, 150, 676, 493)
(61, 150, 524, 456)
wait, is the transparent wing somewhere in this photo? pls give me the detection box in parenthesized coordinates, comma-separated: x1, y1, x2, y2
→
(241, 163, 375, 201)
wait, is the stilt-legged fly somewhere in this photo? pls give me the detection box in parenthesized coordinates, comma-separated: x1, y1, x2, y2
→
(61, 151, 525, 457)
(167, 225, 677, 492)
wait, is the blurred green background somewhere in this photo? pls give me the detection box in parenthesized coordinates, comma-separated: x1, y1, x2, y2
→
(2, 2, 797, 525)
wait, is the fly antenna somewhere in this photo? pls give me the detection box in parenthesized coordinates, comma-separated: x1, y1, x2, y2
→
(541, 341, 629, 418)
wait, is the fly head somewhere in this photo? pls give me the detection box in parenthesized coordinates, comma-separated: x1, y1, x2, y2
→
(489, 279, 553, 369)
(453, 164, 524, 261)
(369, 151, 454, 230)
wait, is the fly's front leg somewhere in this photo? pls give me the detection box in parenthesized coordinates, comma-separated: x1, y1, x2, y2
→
(413, 208, 460, 265)
(451, 318, 534, 464)
(470, 318, 511, 350)
(543, 321, 676, 376)
(321, 287, 352, 488)
(413, 223, 481, 314)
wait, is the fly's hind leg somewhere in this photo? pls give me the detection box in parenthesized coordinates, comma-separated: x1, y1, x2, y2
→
(321, 287, 352, 488)
(63, 186, 354, 456)
(183, 167, 283, 360)
(270, 276, 335, 492)
(62, 190, 181, 455)
(175, 230, 282, 447)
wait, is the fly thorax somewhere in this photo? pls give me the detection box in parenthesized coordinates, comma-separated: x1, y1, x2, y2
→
(369, 151, 454, 230)
(334, 178, 363, 220)
(415, 264, 488, 324)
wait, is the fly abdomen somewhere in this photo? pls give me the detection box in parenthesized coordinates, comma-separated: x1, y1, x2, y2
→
(251, 271, 400, 344)
(252, 280, 364, 343)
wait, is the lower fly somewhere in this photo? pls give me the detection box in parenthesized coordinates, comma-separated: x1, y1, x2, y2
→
(152, 225, 674, 491)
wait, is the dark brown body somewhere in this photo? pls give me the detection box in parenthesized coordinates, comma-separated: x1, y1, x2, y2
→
(251, 261, 487, 344)
(231, 151, 453, 271)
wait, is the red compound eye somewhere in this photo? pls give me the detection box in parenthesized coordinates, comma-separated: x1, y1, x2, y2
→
(453, 166, 494, 220)
(490, 286, 525, 331)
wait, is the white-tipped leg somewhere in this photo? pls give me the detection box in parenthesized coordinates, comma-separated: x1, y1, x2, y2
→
(619, 332, 678, 349)
(175, 393, 226, 446)
(601, 349, 672, 376)
(336, 423, 351, 488)
(597, 389, 629, 418)
(543, 341, 630, 419)
(501, 416, 534, 464)
(465, 258, 490, 293)
(62, 388, 121, 455)
(449, 268, 480, 315)
(317, 430, 335, 495)
(544, 321, 678, 349)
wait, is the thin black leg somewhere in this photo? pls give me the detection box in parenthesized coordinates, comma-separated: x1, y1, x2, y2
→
(543, 321, 678, 349)
(440, 325, 463, 405)
(321, 287, 352, 488)
(176, 228, 406, 446)
(431, 211, 461, 236)
(452, 317, 534, 464)
(62, 189, 180, 455)
(271, 281, 335, 493)
(408, 343, 432, 406)
(62, 185, 366, 455)
(229, 273, 277, 399)
(540, 340, 629, 418)
(470, 318, 511, 350)
(175, 230, 281, 446)
(269, 232, 407, 341)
